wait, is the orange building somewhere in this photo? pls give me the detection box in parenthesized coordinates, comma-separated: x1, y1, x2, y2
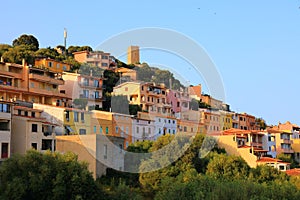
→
(35, 58, 70, 72)
(73, 50, 115, 69)
(232, 113, 259, 131)
(0, 60, 69, 106)
(91, 110, 132, 149)
(113, 82, 172, 117)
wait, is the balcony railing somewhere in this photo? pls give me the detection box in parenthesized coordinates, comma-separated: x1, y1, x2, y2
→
(281, 139, 293, 144)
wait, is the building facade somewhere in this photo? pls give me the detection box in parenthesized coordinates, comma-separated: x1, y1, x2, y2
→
(60, 72, 104, 110)
(0, 101, 13, 161)
(11, 106, 56, 154)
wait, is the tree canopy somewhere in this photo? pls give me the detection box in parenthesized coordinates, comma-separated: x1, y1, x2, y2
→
(0, 150, 100, 200)
(12, 34, 39, 51)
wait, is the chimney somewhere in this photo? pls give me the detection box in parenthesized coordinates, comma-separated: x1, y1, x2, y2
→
(22, 58, 27, 66)
(0, 57, 3, 62)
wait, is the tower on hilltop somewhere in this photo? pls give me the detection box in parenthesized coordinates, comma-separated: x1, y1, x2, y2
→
(127, 46, 140, 65)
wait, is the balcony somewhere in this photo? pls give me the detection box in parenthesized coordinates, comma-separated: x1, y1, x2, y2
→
(282, 149, 294, 154)
(29, 88, 66, 98)
(0, 71, 22, 79)
(29, 74, 64, 85)
(251, 142, 263, 147)
(281, 139, 293, 144)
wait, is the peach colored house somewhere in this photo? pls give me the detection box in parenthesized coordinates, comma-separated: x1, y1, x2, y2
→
(188, 84, 202, 101)
(73, 50, 115, 69)
(0, 60, 69, 106)
(114, 67, 137, 81)
(200, 109, 221, 134)
(113, 82, 172, 117)
(11, 106, 57, 154)
(232, 113, 259, 131)
(60, 72, 104, 110)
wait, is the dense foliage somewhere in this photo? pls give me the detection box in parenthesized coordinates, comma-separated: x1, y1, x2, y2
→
(0, 150, 100, 200)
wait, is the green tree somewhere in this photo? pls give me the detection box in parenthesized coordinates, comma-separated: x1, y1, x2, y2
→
(12, 34, 39, 51)
(35, 47, 59, 59)
(206, 154, 250, 180)
(277, 153, 299, 169)
(256, 117, 267, 130)
(0, 150, 100, 200)
(2, 45, 35, 64)
(0, 44, 12, 57)
(248, 165, 289, 184)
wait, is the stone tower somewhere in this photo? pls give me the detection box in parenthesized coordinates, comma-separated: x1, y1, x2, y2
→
(127, 46, 140, 65)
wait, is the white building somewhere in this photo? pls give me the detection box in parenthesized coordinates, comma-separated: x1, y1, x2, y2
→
(132, 117, 155, 142)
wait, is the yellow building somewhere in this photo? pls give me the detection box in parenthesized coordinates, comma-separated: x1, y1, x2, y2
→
(33, 104, 91, 136)
(11, 106, 56, 154)
(220, 111, 233, 131)
(91, 110, 132, 149)
(35, 58, 70, 73)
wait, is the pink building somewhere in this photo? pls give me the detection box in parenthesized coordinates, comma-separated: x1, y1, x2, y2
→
(167, 89, 190, 114)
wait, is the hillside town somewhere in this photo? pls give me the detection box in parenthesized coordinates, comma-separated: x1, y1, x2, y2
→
(0, 35, 300, 181)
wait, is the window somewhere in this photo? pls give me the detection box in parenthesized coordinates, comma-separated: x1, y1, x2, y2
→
(94, 91, 100, 99)
(48, 62, 52, 67)
(101, 63, 108, 67)
(148, 127, 151, 135)
(116, 126, 119, 133)
(126, 127, 129, 135)
(105, 127, 109, 134)
(81, 112, 85, 122)
(83, 90, 89, 98)
(93, 126, 97, 133)
(173, 129, 175, 134)
(100, 126, 103, 134)
(136, 126, 139, 133)
(18, 110, 21, 115)
(56, 63, 60, 69)
(1, 143, 8, 158)
(65, 111, 70, 121)
(119, 144, 123, 153)
(79, 129, 86, 135)
(104, 144, 107, 159)
(32, 124, 38, 132)
(31, 143, 37, 150)
(63, 66, 67, 71)
(74, 112, 79, 122)
(30, 82, 34, 88)
(93, 80, 99, 87)
(31, 112, 35, 118)
(102, 55, 108, 59)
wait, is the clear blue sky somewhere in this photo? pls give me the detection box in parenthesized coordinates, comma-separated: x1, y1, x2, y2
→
(2, 1, 300, 126)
